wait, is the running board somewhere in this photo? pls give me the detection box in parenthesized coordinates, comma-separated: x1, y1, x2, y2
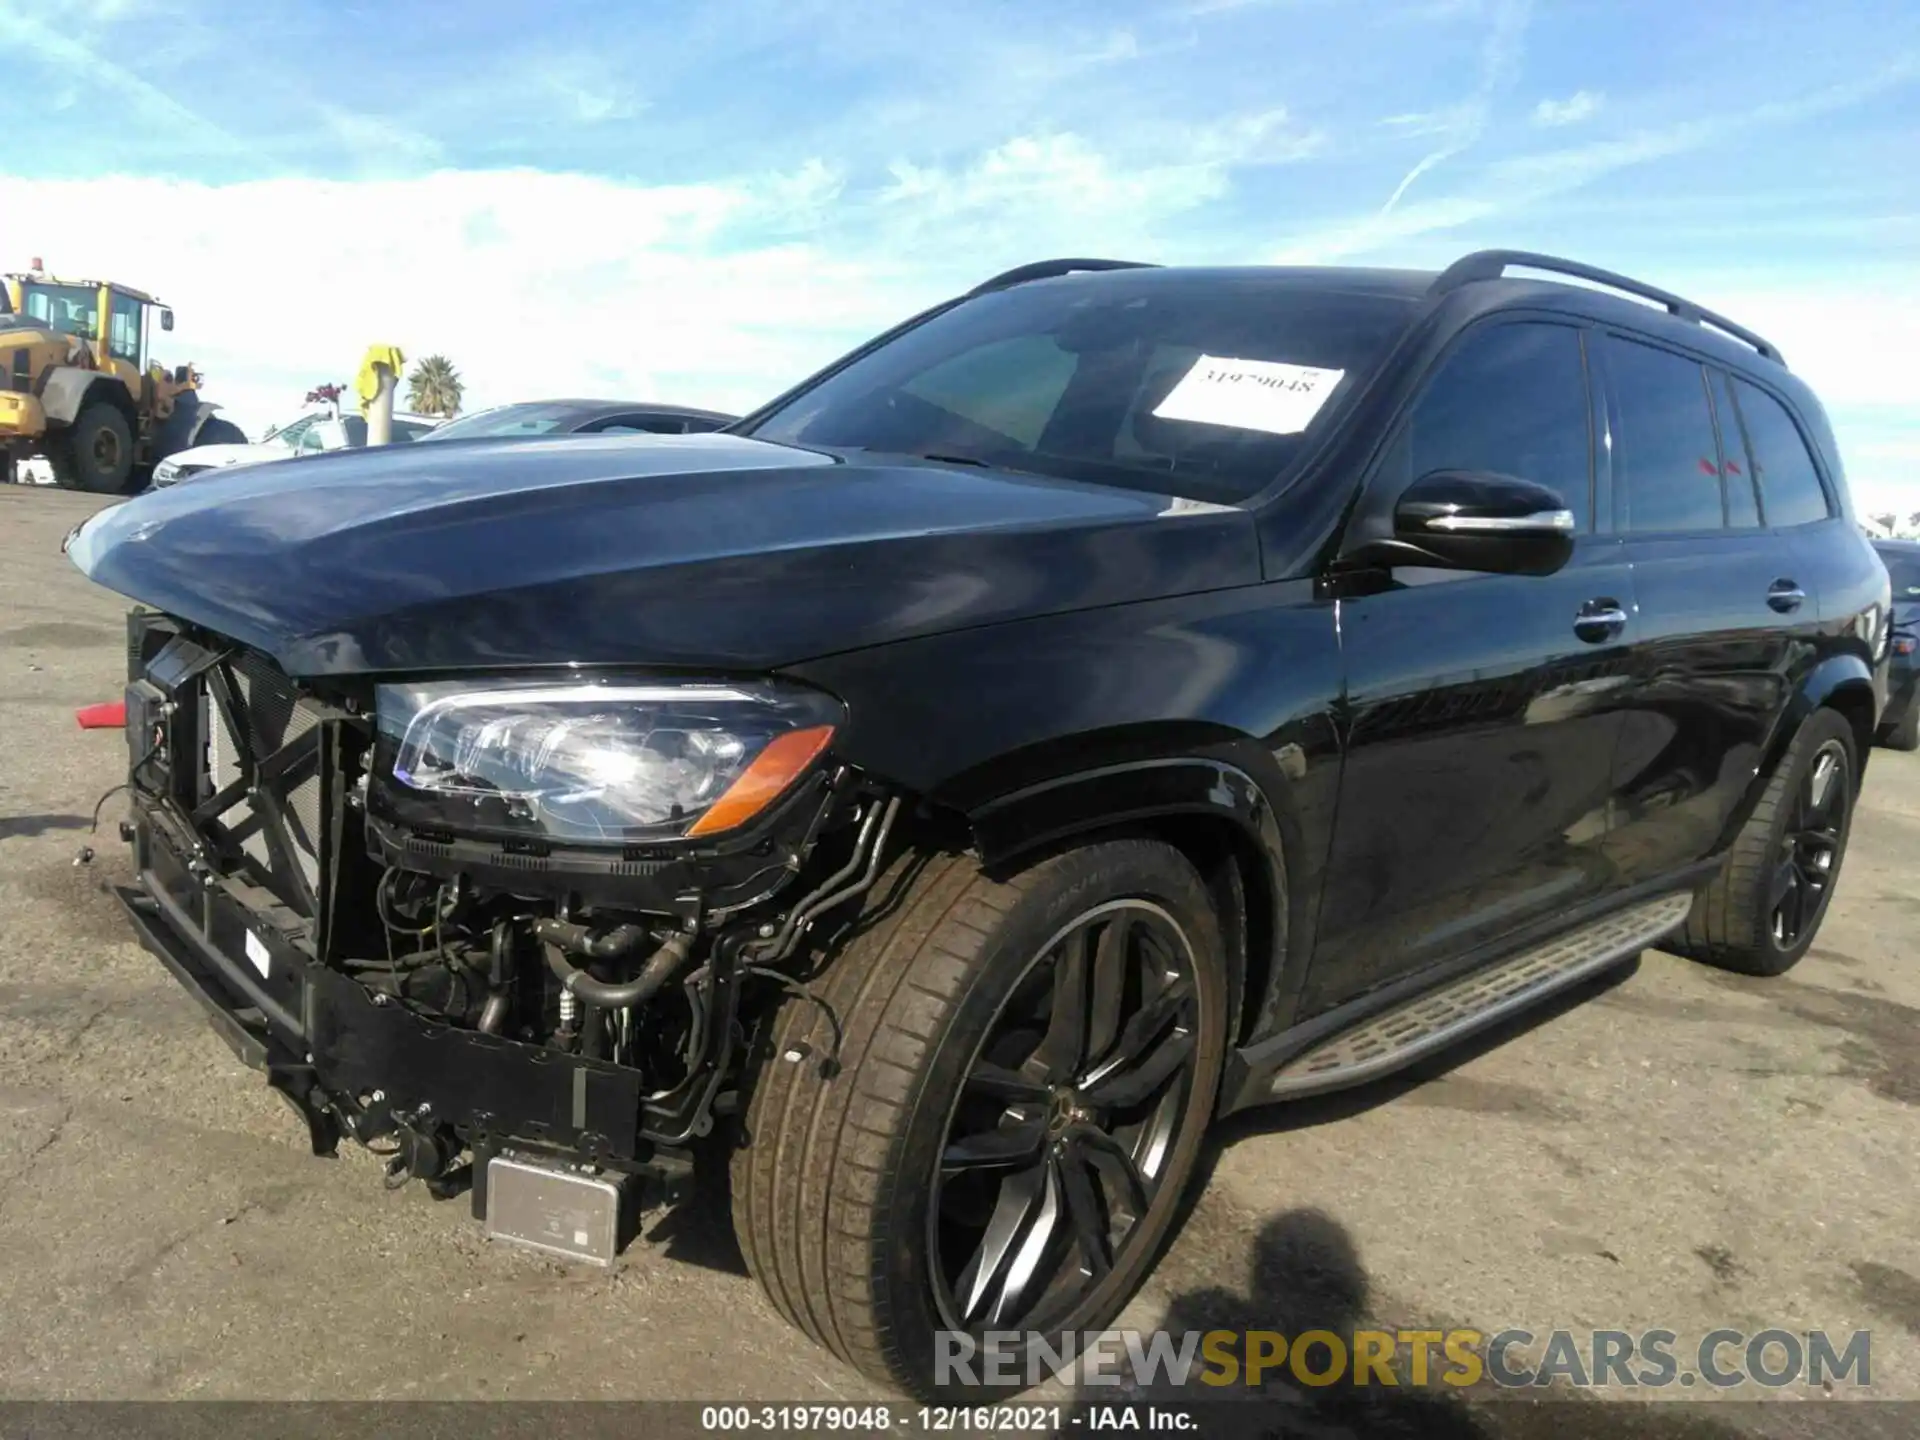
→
(1263, 892, 1694, 1100)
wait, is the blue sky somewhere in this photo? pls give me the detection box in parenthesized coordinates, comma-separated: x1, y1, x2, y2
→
(3, 0, 1917, 513)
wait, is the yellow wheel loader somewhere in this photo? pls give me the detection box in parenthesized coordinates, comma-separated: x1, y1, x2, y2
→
(1, 261, 245, 493)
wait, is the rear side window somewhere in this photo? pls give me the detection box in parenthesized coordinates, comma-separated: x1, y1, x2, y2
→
(1402, 322, 1593, 530)
(1707, 371, 1760, 528)
(1608, 336, 1724, 534)
(1732, 380, 1832, 527)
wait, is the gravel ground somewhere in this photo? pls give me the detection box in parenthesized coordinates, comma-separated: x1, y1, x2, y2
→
(2, 482, 1915, 1437)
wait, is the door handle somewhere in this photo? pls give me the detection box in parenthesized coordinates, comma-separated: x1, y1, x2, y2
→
(1767, 579, 1806, 613)
(1574, 598, 1628, 644)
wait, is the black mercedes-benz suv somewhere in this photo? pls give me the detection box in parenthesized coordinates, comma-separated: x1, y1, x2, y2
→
(68, 250, 1891, 1398)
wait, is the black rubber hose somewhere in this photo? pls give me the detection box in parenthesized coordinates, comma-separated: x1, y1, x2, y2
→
(476, 923, 514, 1034)
(530, 918, 650, 960)
(476, 991, 510, 1034)
(540, 929, 694, 1009)
(579, 1002, 609, 1059)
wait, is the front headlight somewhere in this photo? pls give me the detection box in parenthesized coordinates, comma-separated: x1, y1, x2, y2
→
(373, 677, 841, 844)
(152, 459, 180, 484)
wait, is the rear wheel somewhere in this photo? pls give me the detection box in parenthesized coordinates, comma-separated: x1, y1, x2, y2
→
(732, 839, 1229, 1399)
(50, 402, 137, 494)
(1881, 702, 1919, 753)
(1674, 708, 1856, 976)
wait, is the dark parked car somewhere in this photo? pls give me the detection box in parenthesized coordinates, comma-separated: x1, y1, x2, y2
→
(68, 251, 1889, 1399)
(413, 398, 736, 441)
(1873, 539, 1919, 749)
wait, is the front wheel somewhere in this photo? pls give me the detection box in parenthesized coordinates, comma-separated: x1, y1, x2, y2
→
(732, 839, 1229, 1400)
(50, 402, 138, 494)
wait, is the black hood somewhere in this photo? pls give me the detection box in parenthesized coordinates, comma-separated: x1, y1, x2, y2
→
(69, 433, 1260, 677)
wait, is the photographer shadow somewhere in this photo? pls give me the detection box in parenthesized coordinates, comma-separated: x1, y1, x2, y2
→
(1061, 1207, 1489, 1439)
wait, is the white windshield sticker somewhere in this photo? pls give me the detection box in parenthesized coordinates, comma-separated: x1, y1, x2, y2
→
(1151, 355, 1345, 437)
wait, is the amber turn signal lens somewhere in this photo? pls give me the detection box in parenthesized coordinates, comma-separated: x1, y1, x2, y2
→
(685, 725, 835, 837)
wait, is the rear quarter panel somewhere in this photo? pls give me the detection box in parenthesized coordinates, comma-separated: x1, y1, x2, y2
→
(1784, 519, 1893, 726)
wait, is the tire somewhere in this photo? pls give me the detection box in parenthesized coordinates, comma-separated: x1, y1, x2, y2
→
(195, 417, 247, 448)
(1673, 708, 1857, 977)
(1880, 703, 1919, 753)
(732, 838, 1229, 1400)
(50, 402, 137, 494)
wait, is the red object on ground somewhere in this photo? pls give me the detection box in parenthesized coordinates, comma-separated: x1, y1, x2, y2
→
(75, 700, 126, 730)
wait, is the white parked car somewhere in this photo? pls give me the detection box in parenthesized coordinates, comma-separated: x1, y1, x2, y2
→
(149, 410, 441, 488)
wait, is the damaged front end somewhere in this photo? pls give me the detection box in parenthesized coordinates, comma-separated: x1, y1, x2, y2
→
(112, 609, 900, 1262)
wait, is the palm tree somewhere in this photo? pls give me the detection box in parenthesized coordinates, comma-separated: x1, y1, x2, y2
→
(407, 356, 464, 418)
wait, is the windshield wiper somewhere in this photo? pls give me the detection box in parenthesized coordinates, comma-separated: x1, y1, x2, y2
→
(910, 452, 992, 468)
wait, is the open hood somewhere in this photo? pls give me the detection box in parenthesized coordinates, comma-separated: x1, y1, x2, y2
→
(69, 432, 1260, 676)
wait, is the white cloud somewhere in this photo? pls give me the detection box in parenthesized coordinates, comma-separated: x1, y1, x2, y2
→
(1531, 89, 1603, 127)
(530, 55, 645, 124)
(880, 112, 1318, 229)
(1378, 0, 1530, 214)
(318, 107, 446, 170)
(0, 171, 860, 435)
(0, 126, 1301, 437)
(0, 6, 250, 160)
(1277, 62, 1920, 266)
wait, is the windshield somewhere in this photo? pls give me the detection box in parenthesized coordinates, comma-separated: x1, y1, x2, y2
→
(743, 275, 1419, 503)
(21, 282, 98, 340)
(417, 403, 578, 441)
(1881, 549, 1920, 601)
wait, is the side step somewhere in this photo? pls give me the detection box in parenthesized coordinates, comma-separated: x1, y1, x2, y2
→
(1267, 891, 1694, 1099)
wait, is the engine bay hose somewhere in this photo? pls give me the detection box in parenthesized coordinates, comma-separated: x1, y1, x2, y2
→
(529, 918, 648, 960)
(536, 923, 694, 1009)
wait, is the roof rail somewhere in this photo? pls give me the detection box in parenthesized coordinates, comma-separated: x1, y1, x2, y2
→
(1429, 249, 1783, 364)
(967, 258, 1157, 296)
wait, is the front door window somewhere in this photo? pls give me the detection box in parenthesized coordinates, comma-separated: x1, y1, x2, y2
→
(108, 292, 145, 365)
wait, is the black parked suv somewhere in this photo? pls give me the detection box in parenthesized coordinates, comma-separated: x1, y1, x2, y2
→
(69, 250, 1890, 1398)
(1872, 539, 1918, 749)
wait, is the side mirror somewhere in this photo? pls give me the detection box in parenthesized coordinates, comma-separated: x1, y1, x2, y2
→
(160, 309, 175, 332)
(1355, 468, 1576, 577)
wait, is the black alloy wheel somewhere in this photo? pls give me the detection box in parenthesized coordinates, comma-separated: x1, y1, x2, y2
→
(1674, 706, 1858, 977)
(733, 839, 1230, 1399)
(930, 897, 1202, 1333)
(1769, 737, 1849, 950)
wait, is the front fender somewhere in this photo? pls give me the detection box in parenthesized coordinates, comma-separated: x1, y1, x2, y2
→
(969, 752, 1283, 873)
(783, 580, 1347, 1044)
(968, 749, 1297, 1051)
(37, 366, 104, 425)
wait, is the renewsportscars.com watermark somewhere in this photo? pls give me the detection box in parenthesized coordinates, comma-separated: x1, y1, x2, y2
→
(936, 1327, 1874, 1391)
